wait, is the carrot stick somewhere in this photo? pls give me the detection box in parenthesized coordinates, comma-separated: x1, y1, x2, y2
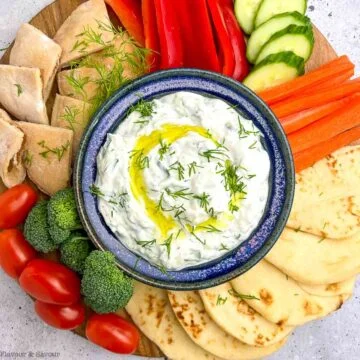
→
(287, 94, 360, 153)
(302, 69, 354, 95)
(258, 55, 354, 104)
(271, 78, 360, 118)
(280, 94, 358, 134)
(294, 127, 360, 172)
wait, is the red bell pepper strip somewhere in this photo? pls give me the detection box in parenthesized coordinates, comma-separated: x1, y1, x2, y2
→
(105, 0, 145, 46)
(207, 0, 235, 76)
(221, 1, 250, 81)
(154, 0, 184, 69)
(142, 0, 160, 71)
(174, 0, 220, 72)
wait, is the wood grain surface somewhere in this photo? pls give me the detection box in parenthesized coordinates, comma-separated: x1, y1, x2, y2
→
(0, 0, 346, 358)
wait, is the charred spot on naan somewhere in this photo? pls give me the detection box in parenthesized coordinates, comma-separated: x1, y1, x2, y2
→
(259, 289, 273, 305)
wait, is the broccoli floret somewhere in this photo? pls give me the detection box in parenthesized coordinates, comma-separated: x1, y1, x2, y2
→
(24, 201, 58, 253)
(81, 250, 134, 313)
(60, 232, 93, 274)
(48, 188, 83, 244)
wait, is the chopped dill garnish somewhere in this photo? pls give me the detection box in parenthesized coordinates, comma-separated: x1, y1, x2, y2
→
(38, 140, 70, 162)
(198, 225, 221, 233)
(237, 117, 259, 139)
(216, 295, 228, 305)
(199, 148, 228, 162)
(169, 161, 185, 180)
(129, 98, 155, 119)
(189, 226, 206, 245)
(133, 256, 141, 270)
(156, 192, 165, 212)
(193, 192, 210, 212)
(60, 106, 80, 131)
(165, 187, 193, 200)
(0, 45, 9, 51)
(108, 192, 128, 208)
(173, 205, 187, 222)
(228, 202, 240, 213)
(136, 239, 156, 248)
(246, 174, 256, 179)
(217, 160, 247, 198)
(158, 138, 171, 160)
(219, 243, 229, 251)
(161, 234, 174, 257)
(130, 149, 149, 169)
(89, 184, 104, 197)
(175, 229, 182, 239)
(248, 141, 257, 149)
(22, 150, 33, 167)
(14, 83, 23, 96)
(188, 161, 203, 176)
(228, 289, 260, 300)
(323, 222, 329, 229)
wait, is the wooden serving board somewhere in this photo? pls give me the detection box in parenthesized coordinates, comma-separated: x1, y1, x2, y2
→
(0, 0, 349, 358)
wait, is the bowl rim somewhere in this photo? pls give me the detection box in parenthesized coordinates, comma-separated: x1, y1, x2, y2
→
(74, 68, 295, 290)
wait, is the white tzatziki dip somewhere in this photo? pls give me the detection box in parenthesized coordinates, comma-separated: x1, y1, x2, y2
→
(95, 91, 270, 270)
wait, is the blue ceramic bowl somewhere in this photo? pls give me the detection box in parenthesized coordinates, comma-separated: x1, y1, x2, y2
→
(74, 69, 295, 290)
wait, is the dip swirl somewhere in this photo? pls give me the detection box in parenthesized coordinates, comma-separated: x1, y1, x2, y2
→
(96, 92, 270, 270)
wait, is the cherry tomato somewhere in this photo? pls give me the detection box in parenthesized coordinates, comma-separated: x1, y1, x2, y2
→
(19, 259, 81, 305)
(0, 229, 37, 279)
(86, 313, 140, 354)
(35, 300, 85, 330)
(0, 184, 38, 229)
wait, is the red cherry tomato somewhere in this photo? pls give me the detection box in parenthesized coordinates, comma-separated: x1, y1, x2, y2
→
(19, 259, 81, 305)
(0, 184, 38, 229)
(86, 313, 140, 354)
(35, 300, 85, 330)
(0, 229, 37, 279)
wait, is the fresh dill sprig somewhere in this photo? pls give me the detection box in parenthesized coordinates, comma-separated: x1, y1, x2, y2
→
(199, 148, 228, 162)
(129, 98, 155, 119)
(237, 117, 260, 139)
(161, 234, 174, 257)
(60, 106, 80, 131)
(38, 140, 70, 162)
(248, 141, 257, 149)
(219, 243, 229, 251)
(108, 192, 128, 208)
(158, 138, 171, 160)
(190, 226, 206, 245)
(169, 161, 185, 180)
(198, 224, 221, 233)
(228, 288, 260, 301)
(193, 192, 210, 212)
(14, 83, 23, 96)
(156, 192, 165, 212)
(217, 160, 247, 197)
(22, 150, 33, 167)
(89, 184, 104, 197)
(188, 161, 203, 177)
(135, 239, 156, 248)
(64, 71, 90, 100)
(130, 149, 149, 169)
(216, 295, 228, 306)
(165, 187, 193, 200)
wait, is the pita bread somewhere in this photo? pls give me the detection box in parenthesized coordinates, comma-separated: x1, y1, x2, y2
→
(199, 282, 294, 347)
(298, 277, 356, 297)
(168, 290, 287, 360)
(230, 260, 348, 326)
(9, 24, 62, 100)
(265, 228, 360, 285)
(15, 122, 73, 195)
(288, 196, 360, 239)
(125, 281, 222, 360)
(0, 65, 48, 124)
(0, 110, 26, 187)
(53, 0, 113, 67)
(51, 94, 91, 160)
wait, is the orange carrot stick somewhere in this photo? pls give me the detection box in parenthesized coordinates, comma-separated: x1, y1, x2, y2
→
(258, 55, 354, 104)
(280, 94, 358, 134)
(287, 94, 360, 153)
(294, 126, 360, 172)
(271, 79, 360, 118)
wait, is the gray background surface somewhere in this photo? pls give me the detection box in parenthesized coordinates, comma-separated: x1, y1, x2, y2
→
(0, 0, 359, 359)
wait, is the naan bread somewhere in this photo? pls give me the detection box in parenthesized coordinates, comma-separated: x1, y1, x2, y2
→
(125, 282, 222, 360)
(288, 196, 360, 239)
(0, 65, 48, 124)
(230, 260, 348, 326)
(168, 290, 287, 360)
(51, 94, 91, 160)
(15, 122, 73, 195)
(54, 0, 113, 67)
(9, 24, 62, 100)
(0, 110, 26, 187)
(298, 277, 356, 297)
(199, 282, 294, 347)
(266, 228, 360, 285)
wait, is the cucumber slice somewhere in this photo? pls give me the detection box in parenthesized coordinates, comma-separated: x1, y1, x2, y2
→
(254, 0, 307, 28)
(247, 12, 310, 63)
(255, 24, 314, 64)
(234, 0, 263, 34)
(243, 52, 305, 93)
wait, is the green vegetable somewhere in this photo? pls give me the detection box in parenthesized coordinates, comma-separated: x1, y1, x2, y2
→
(24, 201, 57, 253)
(234, 0, 263, 35)
(60, 232, 93, 274)
(81, 250, 134, 313)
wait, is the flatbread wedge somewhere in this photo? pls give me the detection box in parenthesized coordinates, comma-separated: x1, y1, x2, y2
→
(0, 110, 26, 188)
(265, 228, 360, 285)
(298, 277, 356, 297)
(15, 122, 73, 195)
(199, 282, 294, 347)
(125, 281, 222, 360)
(51, 94, 91, 160)
(230, 260, 349, 326)
(0, 65, 48, 124)
(53, 0, 113, 67)
(9, 23, 62, 100)
(168, 290, 287, 360)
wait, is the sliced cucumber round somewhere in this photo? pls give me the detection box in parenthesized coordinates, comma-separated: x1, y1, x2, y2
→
(234, 0, 263, 35)
(255, 24, 314, 64)
(254, 0, 307, 28)
(247, 12, 310, 63)
(243, 51, 305, 93)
